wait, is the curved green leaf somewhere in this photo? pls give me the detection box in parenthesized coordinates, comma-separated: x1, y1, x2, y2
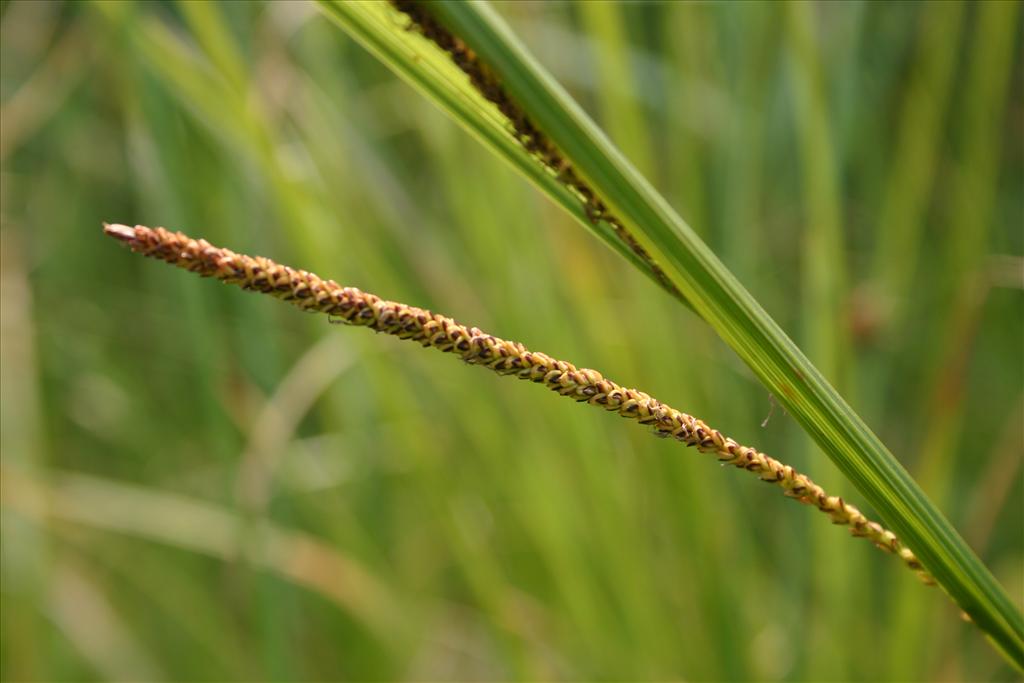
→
(315, 0, 1023, 667)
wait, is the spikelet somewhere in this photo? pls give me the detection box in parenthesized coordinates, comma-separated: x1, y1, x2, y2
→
(104, 222, 934, 585)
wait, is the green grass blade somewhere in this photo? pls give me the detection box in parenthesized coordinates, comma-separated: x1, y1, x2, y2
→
(315, 0, 1023, 666)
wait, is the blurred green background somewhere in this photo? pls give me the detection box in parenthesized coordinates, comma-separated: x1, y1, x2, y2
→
(1, 1, 1021, 680)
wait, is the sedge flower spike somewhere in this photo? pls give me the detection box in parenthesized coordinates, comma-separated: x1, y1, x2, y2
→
(390, 0, 684, 303)
(103, 223, 933, 585)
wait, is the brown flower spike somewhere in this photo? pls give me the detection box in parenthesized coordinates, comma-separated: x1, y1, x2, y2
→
(390, 0, 684, 303)
(104, 223, 933, 584)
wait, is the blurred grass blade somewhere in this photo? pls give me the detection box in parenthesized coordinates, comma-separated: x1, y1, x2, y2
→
(315, 0, 1024, 666)
(312, 0, 693, 311)
(0, 465, 405, 641)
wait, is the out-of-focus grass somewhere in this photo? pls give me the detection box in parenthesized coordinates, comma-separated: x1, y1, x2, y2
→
(1, 1, 1021, 680)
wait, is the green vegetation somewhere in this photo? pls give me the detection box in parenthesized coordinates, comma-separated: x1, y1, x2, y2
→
(2, 1, 1021, 680)
(320, 0, 1021, 663)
